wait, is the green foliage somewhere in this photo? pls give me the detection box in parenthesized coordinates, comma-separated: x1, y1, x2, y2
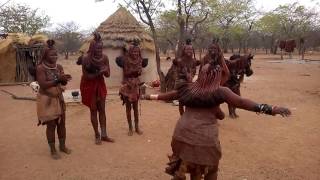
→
(156, 10, 179, 50)
(53, 22, 83, 55)
(123, 0, 164, 26)
(0, 4, 50, 35)
(125, 0, 320, 52)
(273, 2, 318, 38)
(256, 12, 282, 37)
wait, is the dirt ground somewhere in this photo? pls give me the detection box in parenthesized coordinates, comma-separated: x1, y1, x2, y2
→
(0, 53, 319, 180)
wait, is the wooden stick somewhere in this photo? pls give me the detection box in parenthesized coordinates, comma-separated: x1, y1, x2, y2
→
(1, 90, 36, 101)
(0, 82, 30, 86)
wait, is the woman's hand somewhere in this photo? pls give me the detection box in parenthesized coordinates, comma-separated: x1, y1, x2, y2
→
(59, 74, 72, 82)
(272, 106, 291, 117)
(98, 66, 110, 77)
(140, 94, 150, 100)
(99, 66, 108, 74)
(58, 74, 72, 85)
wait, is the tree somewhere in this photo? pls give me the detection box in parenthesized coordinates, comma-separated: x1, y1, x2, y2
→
(156, 10, 179, 54)
(274, 2, 318, 56)
(0, 3, 50, 35)
(175, 0, 210, 56)
(229, 24, 246, 53)
(192, 22, 214, 58)
(54, 22, 83, 59)
(240, 1, 259, 53)
(256, 12, 282, 54)
(209, 0, 252, 52)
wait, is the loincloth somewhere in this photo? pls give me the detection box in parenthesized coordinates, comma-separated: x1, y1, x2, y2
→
(80, 76, 107, 109)
(119, 77, 140, 104)
(166, 150, 219, 180)
(37, 87, 65, 125)
(171, 138, 221, 166)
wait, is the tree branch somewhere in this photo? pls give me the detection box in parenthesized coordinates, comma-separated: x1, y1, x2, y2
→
(136, 1, 150, 26)
(189, 11, 208, 35)
(0, 0, 11, 9)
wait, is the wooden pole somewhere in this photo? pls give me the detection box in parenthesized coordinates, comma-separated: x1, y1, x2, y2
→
(0, 82, 30, 86)
(1, 90, 35, 101)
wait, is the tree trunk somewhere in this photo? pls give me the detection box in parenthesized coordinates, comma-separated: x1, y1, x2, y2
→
(222, 38, 229, 53)
(64, 51, 69, 59)
(176, 0, 185, 58)
(244, 38, 248, 54)
(137, 1, 166, 92)
(150, 25, 166, 92)
(274, 45, 278, 54)
(301, 42, 305, 60)
(238, 42, 242, 54)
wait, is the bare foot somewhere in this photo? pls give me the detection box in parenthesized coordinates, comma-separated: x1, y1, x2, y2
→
(60, 147, 72, 154)
(128, 130, 133, 136)
(95, 137, 102, 145)
(135, 129, 143, 135)
(101, 136, 115, 143)
(51, 151, 61, 160)
(229, 114, 237, 119)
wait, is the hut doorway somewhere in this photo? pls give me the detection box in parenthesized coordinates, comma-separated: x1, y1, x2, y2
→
(15, 45, 44, 82)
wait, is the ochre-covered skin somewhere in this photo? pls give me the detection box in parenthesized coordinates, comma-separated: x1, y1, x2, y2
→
(200, 43, 230, 85)
(174, 44, 201, 115)
(143, 63, 291, 180)
(36, 40, 72, 159)
(80, 33, 114, 144)
(118, 44, 147, 136)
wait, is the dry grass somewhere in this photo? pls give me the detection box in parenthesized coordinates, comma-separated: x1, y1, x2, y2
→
(80, 7, 155, 53)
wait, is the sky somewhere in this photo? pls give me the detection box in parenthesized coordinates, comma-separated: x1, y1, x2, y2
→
(2, 0, 319, 31)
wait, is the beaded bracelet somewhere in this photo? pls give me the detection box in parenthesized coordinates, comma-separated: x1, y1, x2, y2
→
(150, 94, 159, 100)
(255, 104, 273, 115)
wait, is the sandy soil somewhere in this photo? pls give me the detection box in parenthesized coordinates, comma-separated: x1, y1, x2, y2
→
(0, 54, 319, 180)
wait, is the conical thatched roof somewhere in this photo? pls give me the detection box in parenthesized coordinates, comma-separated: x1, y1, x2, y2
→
(0, 33, 48, 83)
(96, 7, 155, 52)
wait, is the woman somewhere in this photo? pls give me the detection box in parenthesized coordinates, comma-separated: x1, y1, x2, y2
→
(80, 32, 114, 144)
(173, 40, 200, 115)
(117, 42, 148, 136)
(143, 62, 291, 180)
(200, 42, 230, 85)
(36, 40, 72, 159)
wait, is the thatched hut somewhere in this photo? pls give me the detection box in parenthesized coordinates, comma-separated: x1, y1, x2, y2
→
(0, 33, 47, 83)
(80, 7, 157, 87)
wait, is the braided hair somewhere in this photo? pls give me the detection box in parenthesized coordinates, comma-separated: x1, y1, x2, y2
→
(181, 38, 196, 59)
(87, 32, 103, 56)
(178, 62, 223, 108)
(41, 39, 56, 63)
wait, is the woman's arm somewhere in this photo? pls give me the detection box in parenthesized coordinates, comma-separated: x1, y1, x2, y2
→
(142, 58, 148, 68)
(57, 64, 71, 86)
(37, 65, 71, 89)
(37, 66, 57, 89)
(82, 65, 99, 79)
(220, 57, 230, 85)
(144, 90, 179, 101)
(220, 87, 291, 117)
(102, 55, 110, 77)
(195, 59, 201, 66)
(81, 57, 103, 79)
